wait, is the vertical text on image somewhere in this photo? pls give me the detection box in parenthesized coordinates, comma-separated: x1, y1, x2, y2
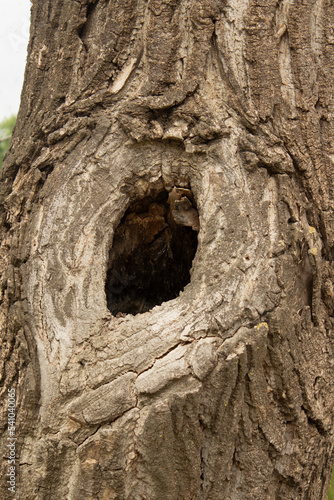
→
(7, 388, 16, 494)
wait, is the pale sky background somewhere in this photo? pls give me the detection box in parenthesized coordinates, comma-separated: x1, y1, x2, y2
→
(0, 1, 31, 121)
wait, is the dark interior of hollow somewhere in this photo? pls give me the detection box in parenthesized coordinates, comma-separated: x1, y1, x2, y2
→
(105, 189, 198, 316)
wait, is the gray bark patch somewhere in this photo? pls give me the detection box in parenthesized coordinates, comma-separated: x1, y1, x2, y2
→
(67, 373, 137, 425)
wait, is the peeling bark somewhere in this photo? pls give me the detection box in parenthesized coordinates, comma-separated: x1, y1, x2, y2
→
(1, 0, 334, 499)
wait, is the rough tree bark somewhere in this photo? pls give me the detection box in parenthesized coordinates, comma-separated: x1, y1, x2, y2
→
(1, 0, 334, 499)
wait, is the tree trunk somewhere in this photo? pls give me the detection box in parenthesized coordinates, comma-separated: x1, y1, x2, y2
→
(1, 0, 334, 498)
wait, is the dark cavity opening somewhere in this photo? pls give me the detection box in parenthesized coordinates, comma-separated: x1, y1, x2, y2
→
(106, 187, 199, 316)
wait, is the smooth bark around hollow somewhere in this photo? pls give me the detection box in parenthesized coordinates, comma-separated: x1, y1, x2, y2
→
(1, 0, 334, 498)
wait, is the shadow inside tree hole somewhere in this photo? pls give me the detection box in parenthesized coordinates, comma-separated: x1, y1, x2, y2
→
(105, 188, 199, 316)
